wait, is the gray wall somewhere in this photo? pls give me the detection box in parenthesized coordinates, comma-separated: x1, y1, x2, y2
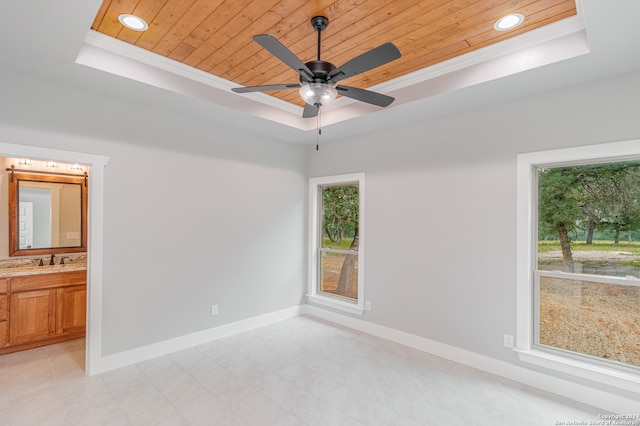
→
(0, 70, 308, 356)
(308, 70, 640, 366)
(3, 58, 640, 398)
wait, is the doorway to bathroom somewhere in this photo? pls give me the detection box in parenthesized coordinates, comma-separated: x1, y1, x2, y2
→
(0, 141, 108, 375)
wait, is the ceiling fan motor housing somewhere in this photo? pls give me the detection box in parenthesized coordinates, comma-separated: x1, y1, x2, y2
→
(303, 60, 336, 83)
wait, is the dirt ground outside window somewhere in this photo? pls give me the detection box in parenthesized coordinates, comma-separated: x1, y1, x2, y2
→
(538, 251, 640, 367)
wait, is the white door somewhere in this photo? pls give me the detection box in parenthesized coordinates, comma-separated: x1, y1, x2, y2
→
(19, 202, 34, 249)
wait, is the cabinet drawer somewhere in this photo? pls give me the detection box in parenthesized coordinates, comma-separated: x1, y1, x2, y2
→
(0, 295, 7, 321)
(0, 278, 8, 293)
(10, 271, 86, 292)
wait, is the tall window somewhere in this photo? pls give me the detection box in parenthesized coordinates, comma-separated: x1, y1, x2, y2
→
(308, 173, 365, 315)
(517, 140, 640, 394)
(535, 161, 640, 369)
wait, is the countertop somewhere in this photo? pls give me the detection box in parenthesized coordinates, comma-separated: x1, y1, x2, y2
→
(0, 263, 87, 278)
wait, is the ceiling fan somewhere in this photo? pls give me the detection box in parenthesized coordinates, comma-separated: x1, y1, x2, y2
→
(232, 16, 402, 118)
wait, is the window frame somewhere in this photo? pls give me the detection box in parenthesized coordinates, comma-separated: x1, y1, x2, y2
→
(308, 173, 365, 315)
(516, 139, 640, 393)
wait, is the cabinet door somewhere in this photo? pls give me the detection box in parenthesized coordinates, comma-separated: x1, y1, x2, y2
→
(56, 285, 86, 335)
(9, 290, 56, 344)
(0, 294, 7, 321)
(0, 321, 7, 347)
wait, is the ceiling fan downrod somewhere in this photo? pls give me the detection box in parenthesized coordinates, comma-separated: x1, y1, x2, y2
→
(310, 16, 329, 62)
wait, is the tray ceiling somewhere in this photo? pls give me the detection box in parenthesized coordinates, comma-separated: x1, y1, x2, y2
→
(90, 0, 577, 109)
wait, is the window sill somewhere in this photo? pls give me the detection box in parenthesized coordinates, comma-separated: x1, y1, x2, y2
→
(305, 294, 364, 316)
(515, 347, 640, 394)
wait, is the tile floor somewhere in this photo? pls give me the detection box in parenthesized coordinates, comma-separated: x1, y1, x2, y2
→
(0, 315, 607, 425)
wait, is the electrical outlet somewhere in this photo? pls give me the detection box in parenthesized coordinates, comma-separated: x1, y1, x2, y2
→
(503, 334, 514, 348)
(365, 301, 371, 311)
(211, 304, 218, 316)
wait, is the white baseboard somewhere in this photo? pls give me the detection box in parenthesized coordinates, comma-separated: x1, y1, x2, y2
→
(90, 302, 637, 413)
(93, 305, 303, 374)
(301, 305, 640, 413)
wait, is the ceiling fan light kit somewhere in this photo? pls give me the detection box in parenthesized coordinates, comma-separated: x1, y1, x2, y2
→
(299, 83, 337, 106)
(231, 16, 402, 118)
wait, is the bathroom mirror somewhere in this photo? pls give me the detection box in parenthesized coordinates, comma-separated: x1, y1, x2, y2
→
(8, 172, 87, 256)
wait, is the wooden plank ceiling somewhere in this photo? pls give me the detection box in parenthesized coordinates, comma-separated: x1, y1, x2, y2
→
(91, 0, 576, 107)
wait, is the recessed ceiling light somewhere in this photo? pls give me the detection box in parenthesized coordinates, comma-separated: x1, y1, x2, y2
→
(494, 13, 525, 31)
(118, 14, 149, 31)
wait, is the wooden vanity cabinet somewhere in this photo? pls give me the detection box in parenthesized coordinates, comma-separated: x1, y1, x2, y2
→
(0, 270, 86, 354)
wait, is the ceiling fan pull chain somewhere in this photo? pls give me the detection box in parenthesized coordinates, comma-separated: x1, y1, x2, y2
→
(316, 107, 321, 151)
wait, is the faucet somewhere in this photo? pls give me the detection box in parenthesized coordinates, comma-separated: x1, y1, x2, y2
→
(49, 254, 55, 265)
